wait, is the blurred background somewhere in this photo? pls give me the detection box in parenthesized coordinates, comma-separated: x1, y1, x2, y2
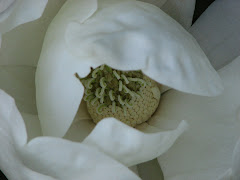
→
(0, 0, 215, 179)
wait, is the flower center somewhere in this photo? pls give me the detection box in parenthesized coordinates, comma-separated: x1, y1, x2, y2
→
(80, 65, 161, 127)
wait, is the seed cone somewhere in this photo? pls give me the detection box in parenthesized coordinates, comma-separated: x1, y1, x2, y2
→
(80, 65, 161, 127)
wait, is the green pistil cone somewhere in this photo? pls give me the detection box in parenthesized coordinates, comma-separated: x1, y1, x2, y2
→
(80, 65, 161, 127)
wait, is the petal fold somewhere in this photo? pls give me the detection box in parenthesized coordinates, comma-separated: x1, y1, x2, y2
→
(36, 0, 98, 137)
(0, 90, 140, 180)
(37, 0, 223, 137)
(21, 137, 141, 180)
(156, 56, 240, 180)
(190, 0, 240, 69)
(0, 0, 66, 67)
(83, 118, 188, 167)
(65, 0, 222, 96)
(0, 0, 48, 34)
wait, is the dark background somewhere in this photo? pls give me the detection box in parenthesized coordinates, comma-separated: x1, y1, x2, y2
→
(0, 0, 215, 179)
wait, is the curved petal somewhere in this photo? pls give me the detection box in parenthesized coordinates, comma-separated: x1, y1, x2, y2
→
(0, 0, 48, 34)
(156, 56, 240, 180)
(37, 0, 223, 137)
(0, 90, 55, 180)
(20, 137, 141, 180)
(83, 118, 188, 167)
(161, 0, 196, 29)
(65, 0, 222, 96)
(0, 90, 140, 180)
(190, 0, 240, 70)
(0, 0, 66, 67)
(36, 0, 98, 137)
(0, 0, 15, 13)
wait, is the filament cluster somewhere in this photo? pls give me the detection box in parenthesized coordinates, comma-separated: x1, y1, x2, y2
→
(81, 65, 146, 115)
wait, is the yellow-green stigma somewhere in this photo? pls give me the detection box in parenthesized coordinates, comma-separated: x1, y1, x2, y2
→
(80, 65, 161, 127)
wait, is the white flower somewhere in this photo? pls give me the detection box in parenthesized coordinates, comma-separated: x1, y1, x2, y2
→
(0, 0, 240, 180)
(0, 0, 48, 47)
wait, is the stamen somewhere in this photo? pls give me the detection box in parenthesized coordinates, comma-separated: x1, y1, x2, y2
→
(97, 104, 107, 114)
(100, 87, 105, 96)
(95, 88, 102, 98)
(91, 97, 98, 105)
(87, 78, 95, 89)
(80, 64, 161, 127)
(119, 80, 123, 91)
(100, 96, 104, 104)
(118, 95, 125, 106)
(109, 90, 115, 101)
(125, 99, 133, 108)
(85, 89, 92, 95)
(123, 85, 135, 97)
(113, 70, 120, 80)
(92, 68, 100, 78)
(100, 65, 105, 70)
(121, 74, 129, 84)
(84, 94, 95, 101)
(128, 77, 146, 87)
(112, 101, 116, 113)
(100, 77, 107, 88)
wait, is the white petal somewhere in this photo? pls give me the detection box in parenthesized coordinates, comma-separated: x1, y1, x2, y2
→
(65, 0, 222, 96)
(0, 0, 15, 13)
(37, 0, 222, 137)
(161, 0, 196, 29)
(0, 89, 27, 146)
(0, 0, 48, 34)
(36, 0, 98, 137)
(21, 137, 141, 180)
(0, 90, 140, 180)
(0, 0, 66, 67)
(190, 0, 240, 70)
(83, 118, 188, 167)
(0, 90, 50, 180)
(156, 56, 240, 180)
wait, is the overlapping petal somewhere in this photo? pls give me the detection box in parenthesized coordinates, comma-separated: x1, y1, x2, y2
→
(156, 57, 240, 180)
(36, 0, 223, 137)
(0, 90, 141, 180)
(190, 0, 240, 70)
(0, 0, 48, 48)
(83, 118, 188, 167)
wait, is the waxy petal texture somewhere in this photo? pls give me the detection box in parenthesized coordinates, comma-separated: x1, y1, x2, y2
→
(0, 0, 48, 34)
(0, 0, 48, 48)
(83, 118, 188, 167)
(0, 90, 141, 180)
(156, 57, 240, 180)
(37, 0, 223, 137)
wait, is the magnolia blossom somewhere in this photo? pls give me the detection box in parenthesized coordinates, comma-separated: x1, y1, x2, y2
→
(0, 0, 240, 180)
